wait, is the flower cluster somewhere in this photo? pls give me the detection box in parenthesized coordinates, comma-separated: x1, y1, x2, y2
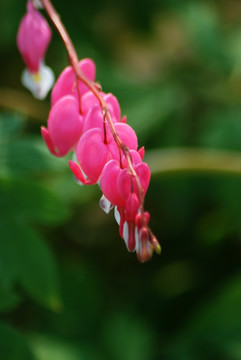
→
(17, 0, 160, 262)
(40, 58, 160, 262)
(17, 0, 54, 99)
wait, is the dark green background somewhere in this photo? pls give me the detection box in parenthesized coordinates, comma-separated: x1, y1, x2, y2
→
(0, 0, 241, 359)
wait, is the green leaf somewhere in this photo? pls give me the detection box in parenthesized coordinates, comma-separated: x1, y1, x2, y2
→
(30, 336, 86, 360)
(0, 322, 34, 360)
(0, 112, 24, 143)
(181, 3, 229, 71)
(103, 313, 154, 360)
(125, 86, 181, 141)
(165, 273, 241, 359)
(0, 217, 61, 310)
(0, 137, 68, 178)
(0, 112, 67, 178)
(0, 178, 69, 226)
(198, 107, 241, 151)
(0, 283, 21, 313)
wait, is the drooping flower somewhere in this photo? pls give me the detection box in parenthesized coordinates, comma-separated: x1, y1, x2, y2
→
(41, 95, 83, 157)
(69, 123, 138, 184)
(81, 91, 121, 122)
(51, 58, 96, 105)
(17, 1, 54, 98)
(99, 150, 156, 261)
(17, 0, 160, 263)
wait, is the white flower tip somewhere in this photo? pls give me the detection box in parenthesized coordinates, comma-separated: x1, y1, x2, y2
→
(99, 195, 113, 214)
(123, 222, 129, 250)
(21, 63, 55, 100)
(114, 206, 120, 225)
(33, 0, 43, 9)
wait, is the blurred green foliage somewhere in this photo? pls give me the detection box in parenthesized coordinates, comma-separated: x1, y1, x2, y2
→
(0, 0, 241, 359)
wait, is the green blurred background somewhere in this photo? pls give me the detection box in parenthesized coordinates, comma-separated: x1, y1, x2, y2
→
(0, 0, 241, 359)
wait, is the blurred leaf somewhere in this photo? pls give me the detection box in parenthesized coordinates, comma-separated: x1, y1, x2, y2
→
(196, 209, 235, 246)
(0, 1, 25, 49)
(0, 178, 69, 226)
(0, 178, 67, 310)
(0, 322, 34, 360)
(198, 107, 241, 151)
(0, 283, 21, 313)
(165, 273, 241, 359)
(0, 112, 24, 142)
(153, 260, 197, 297)
(125, 86, 182, 141)
(181, 2, 229, 71)
(0, 137, 68, 178)
(0, 113, 68, 178)
(0, 216, 61, 310)
(30, 336, 86, 360)
(103, 313, 154, 360)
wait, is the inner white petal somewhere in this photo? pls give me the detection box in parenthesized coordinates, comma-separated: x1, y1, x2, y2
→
(114, 206, 120, 225)
(123, 221, 129, 250)
(134, 226, 140, 253)
(21, 63, 54, 100)
(33, 0, 43, 8)
(99, 195, 113, 214)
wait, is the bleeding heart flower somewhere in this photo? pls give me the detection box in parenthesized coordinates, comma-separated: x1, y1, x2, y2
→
(69, 122, 138, 184)
(17, 1, 54, 98)
(17, 1, 52, 73)
(41, 95, 83, 157)
(51, 58, 96, 105)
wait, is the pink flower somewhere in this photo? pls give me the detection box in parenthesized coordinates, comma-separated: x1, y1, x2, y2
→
(17, 1, 54, 99)
(99, 150, 155, 261)
(100, 150, 150, 207)
(17, 1, 51, 73)
(69, 123, 138, 184)
(81, 91, 121, 122)
(51, 59, 96, 105)
(41, 95, 83, 157)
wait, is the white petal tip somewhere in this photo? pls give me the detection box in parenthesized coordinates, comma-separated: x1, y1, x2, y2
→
(114, 206, 120, 225)
(123, 222, 129, 250)
(22, 64, 55, 100)
(33, 0, 43, 9)
(99, 195, 113, 214)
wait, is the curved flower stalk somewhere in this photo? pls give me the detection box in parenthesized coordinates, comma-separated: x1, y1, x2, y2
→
(17, 0, 161, 262)
(17, 1, 54, 99)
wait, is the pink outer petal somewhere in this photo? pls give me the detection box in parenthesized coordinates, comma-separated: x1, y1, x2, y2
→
(76, 128, 109, 183)
(41, 127, 61, 157)
(82, 105, 104, 133)
(51, 66, 75, 106)
(51, 58, 96, 105)
(121, 115, 127, 123)
(138, 146, 145, 160)
(114, 123, 138, 150)
(107, 123, 138, 160)
(68, 160, 93, 185)
(81, 91, 105, 115)
(100, 160, 126, 207)
(104, 93, 121, 122)
(77, 58, 96, 95)
(81, 91, 120, 121)
(48, 95, 83, 156)
(125, 193, 140, 222)
(122, 150, 142, 168)
(116, 162, 151, 201)
(134, 162, 151, 195)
